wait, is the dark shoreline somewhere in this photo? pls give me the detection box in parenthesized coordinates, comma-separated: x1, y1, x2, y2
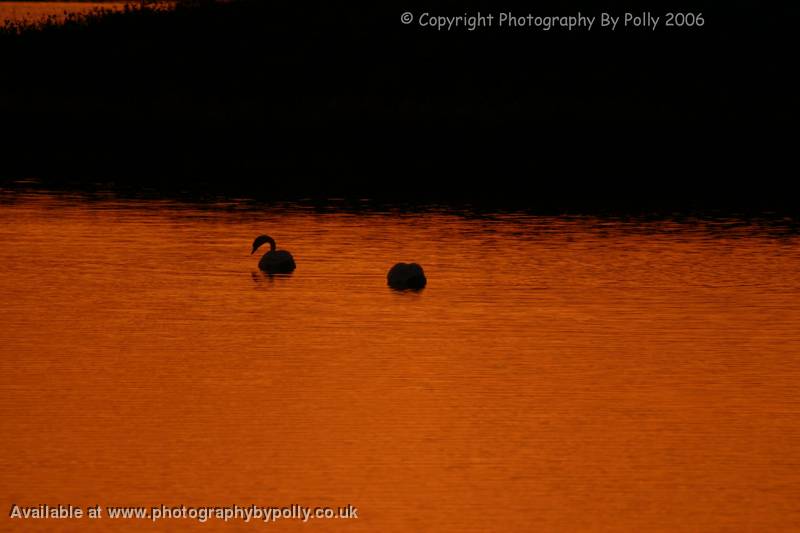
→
(2, 123, 798, 213)
(1, 0, 797, 212)
(3, 166, 798, 216)
(1, 0, 797, 122)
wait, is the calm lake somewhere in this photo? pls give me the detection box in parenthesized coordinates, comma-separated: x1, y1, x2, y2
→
(1, 190, 799, 531)
(1, 2, 136, 23)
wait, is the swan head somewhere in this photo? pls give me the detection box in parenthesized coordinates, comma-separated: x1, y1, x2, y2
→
(251, 235, 276, 255)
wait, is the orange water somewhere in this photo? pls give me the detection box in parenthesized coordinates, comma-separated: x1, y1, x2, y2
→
(1, 191, 799, 531)
(0, 2, 126, 23)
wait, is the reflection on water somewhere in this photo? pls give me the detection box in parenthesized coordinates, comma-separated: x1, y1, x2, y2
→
(1, 191, 799, 531)
(0, 2, 125, 23)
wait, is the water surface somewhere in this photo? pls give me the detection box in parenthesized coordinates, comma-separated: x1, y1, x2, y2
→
(0, 2, 126, 23)
(1, 191, 799, 531)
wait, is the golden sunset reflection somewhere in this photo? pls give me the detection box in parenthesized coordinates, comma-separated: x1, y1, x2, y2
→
(1, 193, 799, 531)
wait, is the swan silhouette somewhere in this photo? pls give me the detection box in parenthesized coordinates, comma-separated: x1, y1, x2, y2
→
(387, 262, 426, 290)
(251, 235, 296, 273)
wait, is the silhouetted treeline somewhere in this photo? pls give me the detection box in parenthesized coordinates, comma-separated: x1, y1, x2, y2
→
(0, 0, 797, 207)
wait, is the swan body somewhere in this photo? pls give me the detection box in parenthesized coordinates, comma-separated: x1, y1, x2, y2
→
(251, 235, 296, 273)
(387, 262, 426, 289)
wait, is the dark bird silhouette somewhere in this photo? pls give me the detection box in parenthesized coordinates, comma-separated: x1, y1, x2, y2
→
(251, 235, 296, 273)
(387, 262, 426, 290)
